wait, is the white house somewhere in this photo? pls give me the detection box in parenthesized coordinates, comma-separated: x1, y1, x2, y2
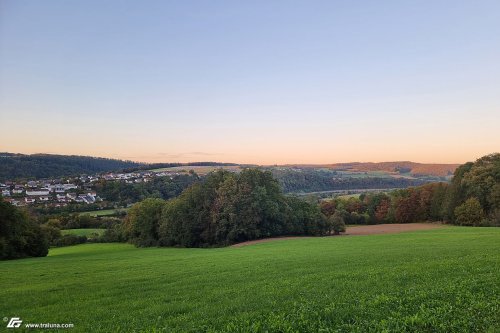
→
(26, 190, 50, 196)
(27, 181, 38, 188)
(53, 185, 66, 193)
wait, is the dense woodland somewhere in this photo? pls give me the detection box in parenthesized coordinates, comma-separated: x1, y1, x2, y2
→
(0, 153, 142, 181)
(0, 199, 48, 259)
(272, 168, 429, 193)
(94, 174, 199, 206)
(124, 169, 330, 247)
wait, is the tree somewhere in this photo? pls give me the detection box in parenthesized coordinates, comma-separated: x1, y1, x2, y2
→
(319, 200, 337, 217)
(155, 169, 329, 247)
(124, 198, 166, 246)
(442, 154, 499, 224)
(374, 199, 390, 223)
(329, 212, 346, 235)
(454, 197, 484, 226)
(0, 199, 49, 260)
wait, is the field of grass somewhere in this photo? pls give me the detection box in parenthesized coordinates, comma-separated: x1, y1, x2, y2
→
(336, 170, 397, 179)
(61, 228, 106, 237)
(335, 193, 361, 199)
(78, 208, 128, 217)
(1, 227, 499, 332)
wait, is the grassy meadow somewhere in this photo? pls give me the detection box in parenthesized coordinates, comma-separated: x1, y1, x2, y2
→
(61, 228, 106, 237)
(1, 227, 499, 332)
(78, 208, 128, 217)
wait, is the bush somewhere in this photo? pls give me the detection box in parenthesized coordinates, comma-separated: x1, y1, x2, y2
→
(329, 212, 346, 235)
(53, 235, 87, 247)
(454, 197, 484, 226)
(0, 199, 49, 260)
(124, 198, 166, 246)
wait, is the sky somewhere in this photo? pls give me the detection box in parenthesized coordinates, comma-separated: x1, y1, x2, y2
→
(1, 1, 499, 165)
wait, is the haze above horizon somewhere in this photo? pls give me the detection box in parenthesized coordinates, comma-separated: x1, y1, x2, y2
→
(1, 1, 499, 164)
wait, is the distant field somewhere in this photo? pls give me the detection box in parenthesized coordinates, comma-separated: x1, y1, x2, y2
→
(335, 193, 361, 199)
(61, 228, 106, 236)
(78, 208, 128, 217)
(1, 227, 498, 332)
(150, 165, 241, 175)
(334, 170, 421, 180)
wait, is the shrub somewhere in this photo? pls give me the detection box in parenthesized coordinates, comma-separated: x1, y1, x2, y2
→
(329, 212, 346, 235)
(454, 197, 484, 226)
(0, 199, 49, 260)
(53, 235, 87, 247)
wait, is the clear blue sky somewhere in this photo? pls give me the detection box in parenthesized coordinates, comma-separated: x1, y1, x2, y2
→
(1, 0, 499, 164)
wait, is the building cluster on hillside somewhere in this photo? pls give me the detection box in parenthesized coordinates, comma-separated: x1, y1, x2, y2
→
(1, 180, 97, 207)
(0, 169, 185, 207)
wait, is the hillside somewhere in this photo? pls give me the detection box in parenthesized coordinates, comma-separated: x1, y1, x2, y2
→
(289, 161, 459, 177)
(0, 153, 143, 181)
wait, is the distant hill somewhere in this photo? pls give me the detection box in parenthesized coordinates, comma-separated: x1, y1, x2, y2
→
(0, 153, 143, 181)
(0, 153, 244, 181)
(288, 161, 459, 177)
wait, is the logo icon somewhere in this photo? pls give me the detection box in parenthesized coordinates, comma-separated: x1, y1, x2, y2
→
(6, 317, 22, 328)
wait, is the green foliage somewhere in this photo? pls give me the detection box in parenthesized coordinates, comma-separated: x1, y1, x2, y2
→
(0, 228, 498, 332)
(156, 169, 329, 247)
(0, 199, 49, 259)
(94, 174, 198, 206)
(52, 234, 87, 247)
(445, 153, 500, 225)
(454, 198, 484, 226)
(61, 228, 106, 237)
(329, 211, 346, 235)
(272, 168, 428, 193)
(124, 198, 166, 247)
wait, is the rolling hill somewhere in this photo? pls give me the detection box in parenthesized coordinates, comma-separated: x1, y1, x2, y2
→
(0, 153, 143, 181)
(288, 161, 459, 177)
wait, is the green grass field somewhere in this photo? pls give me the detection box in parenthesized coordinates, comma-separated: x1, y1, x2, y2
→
(335, 193, 361, 199)
(1, 227, 499, 332)
(78, 208, 128, 217)
(61, 228, 106, 237)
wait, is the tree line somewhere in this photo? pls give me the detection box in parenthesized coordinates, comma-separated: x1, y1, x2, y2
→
(319, 154, 499, 226)
(271, 168, 432, 193)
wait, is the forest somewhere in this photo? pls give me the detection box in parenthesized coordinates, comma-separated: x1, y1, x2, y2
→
(124, 169, 329, 247)
(271, 168, 430, 193)
(0, 153, 142, 181)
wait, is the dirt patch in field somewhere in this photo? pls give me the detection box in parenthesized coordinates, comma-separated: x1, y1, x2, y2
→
(231, 223, 444, 248)
(345, 223, 443, 236)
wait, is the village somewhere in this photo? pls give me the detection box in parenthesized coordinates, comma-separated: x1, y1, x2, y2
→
(0, 169, 185, 207)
